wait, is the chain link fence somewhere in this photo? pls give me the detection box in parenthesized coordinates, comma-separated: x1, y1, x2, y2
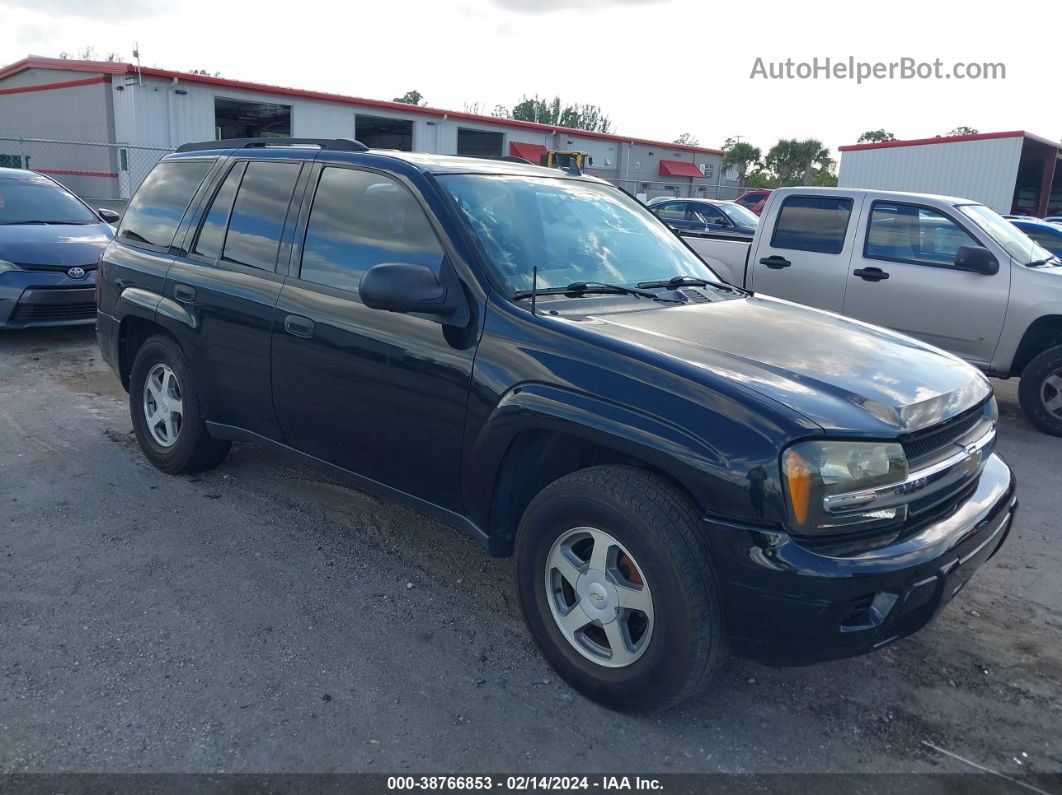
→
(609, 179, 749, 203)
(0, 137, 171, 208)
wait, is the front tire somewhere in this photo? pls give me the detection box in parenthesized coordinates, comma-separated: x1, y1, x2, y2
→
(129, 334, 231, 474)
(514, 466, 723, 711)
(1018, 345, 1062, 437)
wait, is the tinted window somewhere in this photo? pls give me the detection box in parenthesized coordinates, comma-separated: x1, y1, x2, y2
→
(193, 163, 243, 260)
(771, 195, 852, 254)
(867, 202, 979, 266)
(0, 176, 97, 225)
(736, 192, 762, 209)
(222, 161, 301, 271)
(299, 167, 444, 294)
(118, 160, 211, 248)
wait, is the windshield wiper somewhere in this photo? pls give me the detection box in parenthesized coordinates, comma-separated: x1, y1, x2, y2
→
(636, 274, 748, 295)
(1026, 256, 1060, 267)
(512, 281, 682, 303)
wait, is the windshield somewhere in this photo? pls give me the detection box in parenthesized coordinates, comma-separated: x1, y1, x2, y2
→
(0, 177, 98, 225)
(438, 174, 719, 292)
(958, 204, 1054, 264)
(716, 202, 759, 227)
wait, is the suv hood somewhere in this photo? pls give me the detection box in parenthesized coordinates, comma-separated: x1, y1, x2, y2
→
(580, 295, 990, 434)
(0, 223, 113, 267)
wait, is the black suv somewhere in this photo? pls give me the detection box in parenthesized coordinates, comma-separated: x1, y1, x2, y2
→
(97, 138, 1017, 711)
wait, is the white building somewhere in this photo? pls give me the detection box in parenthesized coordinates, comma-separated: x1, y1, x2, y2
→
(0, 56, 735, 203)
(838, 130, 1062, 216)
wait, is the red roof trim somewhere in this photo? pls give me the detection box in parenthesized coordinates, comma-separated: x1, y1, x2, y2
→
(35, 168, 118, 178)
(658, 159, 704, 178)
(509, 141, 547, 162)
(0, 56, 724, 156)
(839, 130, 1061, 152)
(0, 75, 108, 95)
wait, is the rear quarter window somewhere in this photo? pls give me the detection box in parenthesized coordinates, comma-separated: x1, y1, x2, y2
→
(770, 195, 853, 254)
(118, 160, 212, 249)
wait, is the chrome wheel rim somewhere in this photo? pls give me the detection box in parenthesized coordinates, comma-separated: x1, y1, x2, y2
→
(143, 363, 183, 448)
(544, 527, 654, 668)
(1042, 370, 1062, 418)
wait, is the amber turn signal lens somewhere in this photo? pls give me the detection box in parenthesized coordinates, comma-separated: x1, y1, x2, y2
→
(783, 448, 812, 526)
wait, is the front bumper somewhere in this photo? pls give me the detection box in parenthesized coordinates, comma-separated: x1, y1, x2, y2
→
(708, 452, 1016, 665)
(0, 270, 97, 329)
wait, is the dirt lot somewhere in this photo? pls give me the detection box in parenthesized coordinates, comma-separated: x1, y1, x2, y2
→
(1, 326, 1060, 779)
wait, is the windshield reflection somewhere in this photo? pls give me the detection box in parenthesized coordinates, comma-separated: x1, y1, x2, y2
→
(438, 174, 719, 292)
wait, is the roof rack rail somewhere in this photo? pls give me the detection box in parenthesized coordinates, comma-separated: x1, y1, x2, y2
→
(175, 137, 369, 153)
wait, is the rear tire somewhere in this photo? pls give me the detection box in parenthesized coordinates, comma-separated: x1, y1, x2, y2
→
(1018, 344, 1062, 437)
(514, 465, 724, 712)
(129, 334, 231, 474)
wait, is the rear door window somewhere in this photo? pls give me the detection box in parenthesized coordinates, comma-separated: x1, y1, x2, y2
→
(770, 195, 853, 254)
(297, 166, 444, 294)
(221, 161, 301, 271)
(118, 160, 212, 249)
(193, 162, 244, 261)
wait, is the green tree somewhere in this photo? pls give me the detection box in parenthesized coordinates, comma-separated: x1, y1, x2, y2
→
(945, 126, 978, 136)
(393, 90, 426, 105)
(765, 138, 830, 186)
(857, 129, 895, 143)
(764, 138, 803, 185)
(797, 139, 830, 186)
(506, 95, 612, 133)
(720, 139, 761, 187)
(673, 132, 700, 146)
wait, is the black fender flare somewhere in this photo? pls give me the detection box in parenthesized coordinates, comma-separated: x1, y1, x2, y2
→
(463, 382, 728, 537)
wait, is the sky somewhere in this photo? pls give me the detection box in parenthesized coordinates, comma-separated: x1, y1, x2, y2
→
(0, 0, 1058, 158)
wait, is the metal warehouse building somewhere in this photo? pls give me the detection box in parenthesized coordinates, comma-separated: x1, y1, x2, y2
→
(838, 130, 1062, 216)
(0, 56, 732, 203)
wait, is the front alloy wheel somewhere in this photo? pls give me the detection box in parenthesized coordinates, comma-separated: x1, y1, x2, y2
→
(545, 527, 654, 668)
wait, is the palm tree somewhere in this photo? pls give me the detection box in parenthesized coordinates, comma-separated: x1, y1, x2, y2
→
(721, 142, 762, 187)
(797, 139, 830, 186)
(765, 139, 803, 185)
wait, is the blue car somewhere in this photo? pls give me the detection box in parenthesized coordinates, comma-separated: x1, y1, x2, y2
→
(1010, 218, 1062, 259)
(0, 168, 118, 329)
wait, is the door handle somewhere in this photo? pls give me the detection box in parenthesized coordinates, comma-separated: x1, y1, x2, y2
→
(173, 284, 196, 303)
(283, 314, 315, 339)
(759, 255, 791, 269)
(853, 267, 890, 282)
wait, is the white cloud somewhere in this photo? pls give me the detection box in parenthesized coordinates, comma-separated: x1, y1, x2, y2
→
(0, 0, 169, 19)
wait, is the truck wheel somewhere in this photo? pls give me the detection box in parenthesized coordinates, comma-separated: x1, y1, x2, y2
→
(514, 465, 723, 711)
(129, 334, 231, 474)
(1019, 345, 1062, 437)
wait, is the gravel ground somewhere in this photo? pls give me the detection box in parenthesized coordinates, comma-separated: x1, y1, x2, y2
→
(1, 326, 1060, 778)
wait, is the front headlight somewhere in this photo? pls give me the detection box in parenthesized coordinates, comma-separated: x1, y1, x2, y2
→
(0, 259, 22, 274)
(782, 440, 908, 535)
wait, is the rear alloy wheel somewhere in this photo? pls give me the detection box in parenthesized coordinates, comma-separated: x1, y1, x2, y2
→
(143, 363, 183, 447)
(515, 465, 723, 712)
(1019, 345, 1062, 437)
(129, 334, 231, 474)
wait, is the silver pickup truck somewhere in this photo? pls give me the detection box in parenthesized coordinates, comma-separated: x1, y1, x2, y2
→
(682, 187, 1062, 435)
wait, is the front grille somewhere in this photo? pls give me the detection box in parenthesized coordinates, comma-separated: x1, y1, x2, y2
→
(10, 302, 96, 323)
(16, 262, 98, 273)
(900, 404, 985, 465)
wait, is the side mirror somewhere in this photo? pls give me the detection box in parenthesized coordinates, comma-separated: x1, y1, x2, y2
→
(360, 262, 462, 318)
(97, 208, 121, 224)
(954, 245, 999, 275)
